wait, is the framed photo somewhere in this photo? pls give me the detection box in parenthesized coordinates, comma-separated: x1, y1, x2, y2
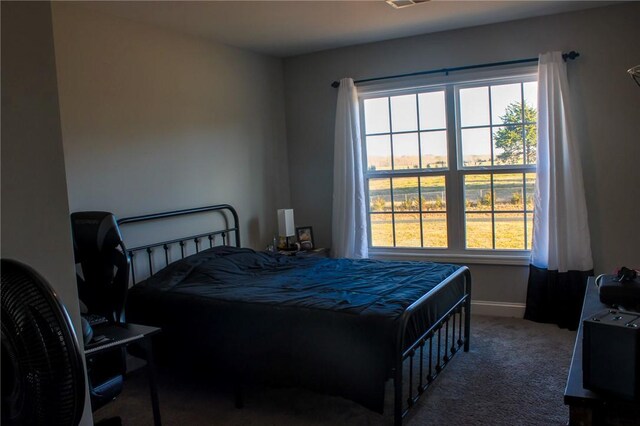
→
(296, 226, 314, 250)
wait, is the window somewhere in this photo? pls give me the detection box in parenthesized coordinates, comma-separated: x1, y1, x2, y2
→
(361, 72, 537, 254)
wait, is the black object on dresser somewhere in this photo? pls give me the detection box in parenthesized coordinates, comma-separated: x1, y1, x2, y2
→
(598, 273, 640, 311)
(564, 277, 640, 425)
(583, 309, 640, 400)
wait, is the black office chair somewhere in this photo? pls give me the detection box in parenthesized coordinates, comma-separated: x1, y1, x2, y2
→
(71, 212, 129, 324)
(70, 211, 130, 415)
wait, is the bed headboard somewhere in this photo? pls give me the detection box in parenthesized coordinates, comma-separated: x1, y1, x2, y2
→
(117, 204, 240, 285)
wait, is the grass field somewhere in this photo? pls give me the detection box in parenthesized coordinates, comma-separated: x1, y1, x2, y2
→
(371, 213, 533, 249)
(368, 172, 535, 249)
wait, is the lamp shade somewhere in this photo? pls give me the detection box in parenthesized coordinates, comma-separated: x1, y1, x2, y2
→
(277, 209, 295, 237)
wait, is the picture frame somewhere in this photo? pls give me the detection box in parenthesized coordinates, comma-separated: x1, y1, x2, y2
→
(295, 226, 314, 250)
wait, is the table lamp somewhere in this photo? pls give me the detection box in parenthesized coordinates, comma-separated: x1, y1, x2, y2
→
(277, 209, 295, 249)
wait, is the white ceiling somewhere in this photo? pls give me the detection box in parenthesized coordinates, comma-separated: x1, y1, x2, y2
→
(78, 1, 616, 58)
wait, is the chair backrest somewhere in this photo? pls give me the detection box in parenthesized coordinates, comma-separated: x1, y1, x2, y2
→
(70, 211, 129, 323)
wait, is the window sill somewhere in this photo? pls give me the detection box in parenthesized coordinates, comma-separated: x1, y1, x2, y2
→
(368, 248, 531, 266)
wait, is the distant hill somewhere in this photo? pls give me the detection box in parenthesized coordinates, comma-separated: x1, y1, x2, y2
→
(367, 155, 449, 170)
(367, 155, 493, 170)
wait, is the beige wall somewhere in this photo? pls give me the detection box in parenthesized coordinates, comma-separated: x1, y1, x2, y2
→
(283, 3, 640, 304)
(52, 3, 290, 250)
(1, 1, 93, 424)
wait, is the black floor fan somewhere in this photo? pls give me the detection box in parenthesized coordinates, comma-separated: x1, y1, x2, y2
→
(1, 259, 86, 426)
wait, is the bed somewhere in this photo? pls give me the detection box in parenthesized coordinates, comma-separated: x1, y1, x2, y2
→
(119, 205, 471, 425)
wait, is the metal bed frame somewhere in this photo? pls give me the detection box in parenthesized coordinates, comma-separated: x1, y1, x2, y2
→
(118, 204, 471, 425)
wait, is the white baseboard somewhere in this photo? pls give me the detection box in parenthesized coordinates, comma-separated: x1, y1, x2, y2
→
(471, 300, 526, 318)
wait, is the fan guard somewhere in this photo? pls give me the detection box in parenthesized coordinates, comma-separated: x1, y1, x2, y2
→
(1, 259, 85, 426)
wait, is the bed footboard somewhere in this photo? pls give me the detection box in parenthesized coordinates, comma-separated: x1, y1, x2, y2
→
(393, 266, 471, 426)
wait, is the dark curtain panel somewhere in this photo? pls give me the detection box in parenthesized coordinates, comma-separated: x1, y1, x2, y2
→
(524, 265, 593, 330)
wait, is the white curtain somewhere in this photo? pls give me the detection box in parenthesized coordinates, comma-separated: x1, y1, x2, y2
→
(331, 78, 368, 259)
(530, 52, 592, 272)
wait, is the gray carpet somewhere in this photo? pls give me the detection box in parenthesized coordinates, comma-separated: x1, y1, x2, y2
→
(94, 316, 576, 425)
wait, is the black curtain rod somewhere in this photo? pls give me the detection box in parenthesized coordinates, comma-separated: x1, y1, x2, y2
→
(331, 51, 579, 88)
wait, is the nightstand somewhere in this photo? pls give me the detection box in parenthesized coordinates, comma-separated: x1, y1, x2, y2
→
(86, 323, 162, 426)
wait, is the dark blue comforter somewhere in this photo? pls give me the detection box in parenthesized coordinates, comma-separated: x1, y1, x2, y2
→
(126, 246, 465, 412)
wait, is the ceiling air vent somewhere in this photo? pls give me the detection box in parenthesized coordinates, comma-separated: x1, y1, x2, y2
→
(385, 0, 430, 9)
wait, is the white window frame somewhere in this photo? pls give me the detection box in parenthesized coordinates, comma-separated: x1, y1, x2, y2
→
(358, 66, 538, 265)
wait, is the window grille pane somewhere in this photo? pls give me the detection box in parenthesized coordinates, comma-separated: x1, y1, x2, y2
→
(392, 177, 419, 211)
(493, 125, 524, 165)
(370, 213, 394, 247)
(390, 94, 418, 132)
(394, 213, 421, 247)
(420, 131, 448, 169)
(525, 173, 535, 249)
(495, 213, 525, 249)
(364, 97, 390, 134)
(525, 173, 536, 211)
(459, 86, 489, 127)
(420, 176, 446, 211)
(366, 135, 392, 171)
(418, 91, 446, 130)
(524, 122, 537, 165)
(464, 174, 492, 212)
(494, 173, 524, 211)
(526, 213, 533, 250)
(392, 133, 420, 170)
(422, 213, 448, 248)
(369, 178, 392, 212)
(461, 127, 491, 167)
(491, 83, 522, 125)
(466, 213, 493, 249)
(523, 81, 538, 111)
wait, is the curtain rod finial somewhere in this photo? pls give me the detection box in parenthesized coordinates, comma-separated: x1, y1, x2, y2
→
(563, 51, 580, 61)
(331, 81, 340, 88)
